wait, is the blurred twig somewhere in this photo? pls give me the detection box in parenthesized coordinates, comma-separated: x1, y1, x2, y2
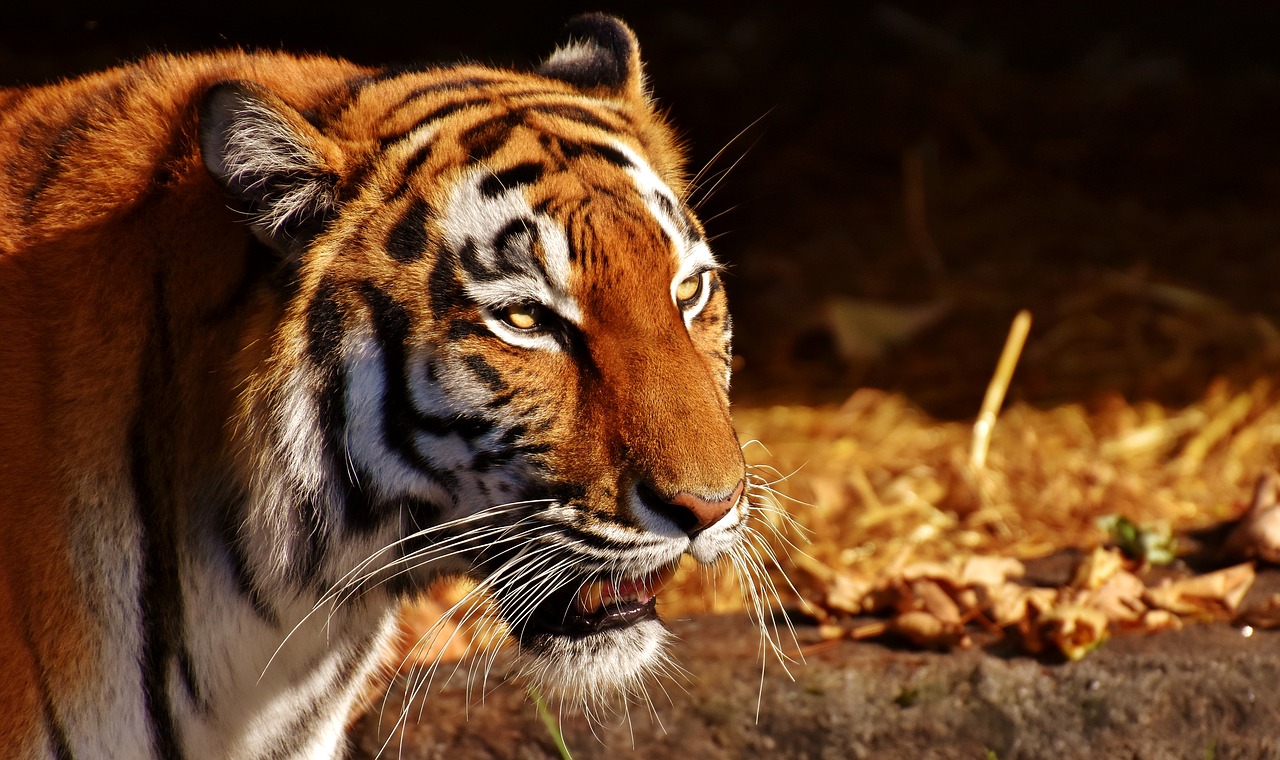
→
(971, 310, 1033, 470)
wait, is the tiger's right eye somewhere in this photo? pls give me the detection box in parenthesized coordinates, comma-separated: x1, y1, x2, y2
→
(674, 271, 707, 311)
(498, 303, 545, 331)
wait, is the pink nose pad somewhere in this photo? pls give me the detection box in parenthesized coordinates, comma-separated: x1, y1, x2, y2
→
(668, 479, 744, 535)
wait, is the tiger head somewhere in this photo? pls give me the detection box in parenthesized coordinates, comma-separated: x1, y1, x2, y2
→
(199, 16, 758, 699)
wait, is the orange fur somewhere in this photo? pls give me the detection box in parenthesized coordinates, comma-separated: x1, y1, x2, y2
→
(0, 17, 747, 757)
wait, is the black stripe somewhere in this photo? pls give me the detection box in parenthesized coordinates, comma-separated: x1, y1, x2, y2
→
(256, 632, 381, 760)
(446, 318, 492, 343)
(457, 237, 494, 282)
(491, 217, 538, 260)
(314, 352, 380, 534)
(351, 64, 433, 92)
(558, 139, 585, 161)
(395, 493, 478, 586)
(23, 106, 91, 221)
(216, 493, 280, 627)
(42, 691, 75, 760)
(391, 140, 435, 199)
(529, 103, 618, 131)
(294, 490, 330, 584)
(360, 282, 461, 498)
(682, 206, 705, 241)
(306, 277, 344, 367)
(132, 274, 186, 760)
(427, 244, 461, 318)
(484, 389, 518, 410)
(708, 274, 725, 298)
(300, 80, 365, 131)
(560, 523, 652, 555)
(650, 191, 686, 233)
(340, 156, 379, 204)
(479, 161, 546, 197)
(412, 409, 495, 441)
(24, 73, 141, 222)
(176, 649, 205, 715)
(460, 110, 526, 162)
(385, 198, 431, 263)
(586, 142, 633, 168)
(387, 77, 501, 115)
(472, 431, 551, 471)
(378, 97, 490, 149)
(308, 277, 359, 548)
(463, 354, 507, 393)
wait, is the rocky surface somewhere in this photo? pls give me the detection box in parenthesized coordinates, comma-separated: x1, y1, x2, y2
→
(350, 612, 1280, 759)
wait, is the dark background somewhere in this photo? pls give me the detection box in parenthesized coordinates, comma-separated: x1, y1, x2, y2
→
(5, 3, 1280, 416)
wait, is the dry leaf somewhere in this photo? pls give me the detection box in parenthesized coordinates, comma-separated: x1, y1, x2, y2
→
(1136, 609, 1183, 633)
(1039, 603, 1110, 661)
(893, 610, 971, 649)
(989, 585, 1058, 628)
(1145, 563, 1256, 616)
(907, 578, 964, 624)
(1079, 567, 1147, 624)
(899, 560, 958, 584)
(823, 571, 873, 615)
(959, 556, 1025, 588)
(1071, 547, 1127, 590)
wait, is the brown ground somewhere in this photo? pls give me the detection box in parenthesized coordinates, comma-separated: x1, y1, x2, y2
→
(353, 607, 1280, 760)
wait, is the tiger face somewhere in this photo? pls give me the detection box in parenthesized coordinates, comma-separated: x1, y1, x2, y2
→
(0, 14, 778, 757)
(201, 16, 749, 699)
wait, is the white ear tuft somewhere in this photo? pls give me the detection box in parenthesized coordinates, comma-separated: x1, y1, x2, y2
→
(199, 81, 338, 256)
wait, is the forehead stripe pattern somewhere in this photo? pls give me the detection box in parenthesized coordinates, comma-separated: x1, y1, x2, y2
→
(440, 166, 582, 325)
(377, 96, 492, 149)
(386, 77, 502, 115)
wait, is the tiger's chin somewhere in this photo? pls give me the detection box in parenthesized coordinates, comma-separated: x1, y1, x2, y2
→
(508, 567, 680, 702)
(518, 618, 674, 702)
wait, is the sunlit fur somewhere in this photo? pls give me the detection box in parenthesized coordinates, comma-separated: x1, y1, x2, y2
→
(0, 15, 792, 759)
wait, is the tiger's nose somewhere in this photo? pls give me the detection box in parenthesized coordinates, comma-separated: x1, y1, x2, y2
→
(640, 479, 744, 536)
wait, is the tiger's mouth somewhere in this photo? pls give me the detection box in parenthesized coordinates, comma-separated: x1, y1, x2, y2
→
(524, 565, 678, 639)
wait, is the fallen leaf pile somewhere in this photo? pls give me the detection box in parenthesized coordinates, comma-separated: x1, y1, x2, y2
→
(662, 377, 1280, 657)
(791, 548, 1257, 660)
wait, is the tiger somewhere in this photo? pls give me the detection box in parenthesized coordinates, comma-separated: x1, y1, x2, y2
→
(0, 13, 783, 760)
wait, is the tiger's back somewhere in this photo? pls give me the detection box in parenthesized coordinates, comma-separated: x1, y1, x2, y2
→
(0, 17, 768, 759)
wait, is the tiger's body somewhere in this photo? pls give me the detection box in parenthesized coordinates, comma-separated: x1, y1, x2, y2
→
(0, 15, 762, 759)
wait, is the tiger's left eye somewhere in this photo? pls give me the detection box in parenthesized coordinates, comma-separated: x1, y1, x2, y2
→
(675, 272, 704, 310)
(498, 302, 545, 331)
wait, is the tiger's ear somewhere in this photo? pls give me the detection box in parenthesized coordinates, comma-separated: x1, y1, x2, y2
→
(199, 81, 341, 257)
(537, 14, 647, 106)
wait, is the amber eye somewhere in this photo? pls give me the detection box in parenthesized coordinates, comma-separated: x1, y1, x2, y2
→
(498, 302, 545, 331)
(675, 272, 704, 309)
